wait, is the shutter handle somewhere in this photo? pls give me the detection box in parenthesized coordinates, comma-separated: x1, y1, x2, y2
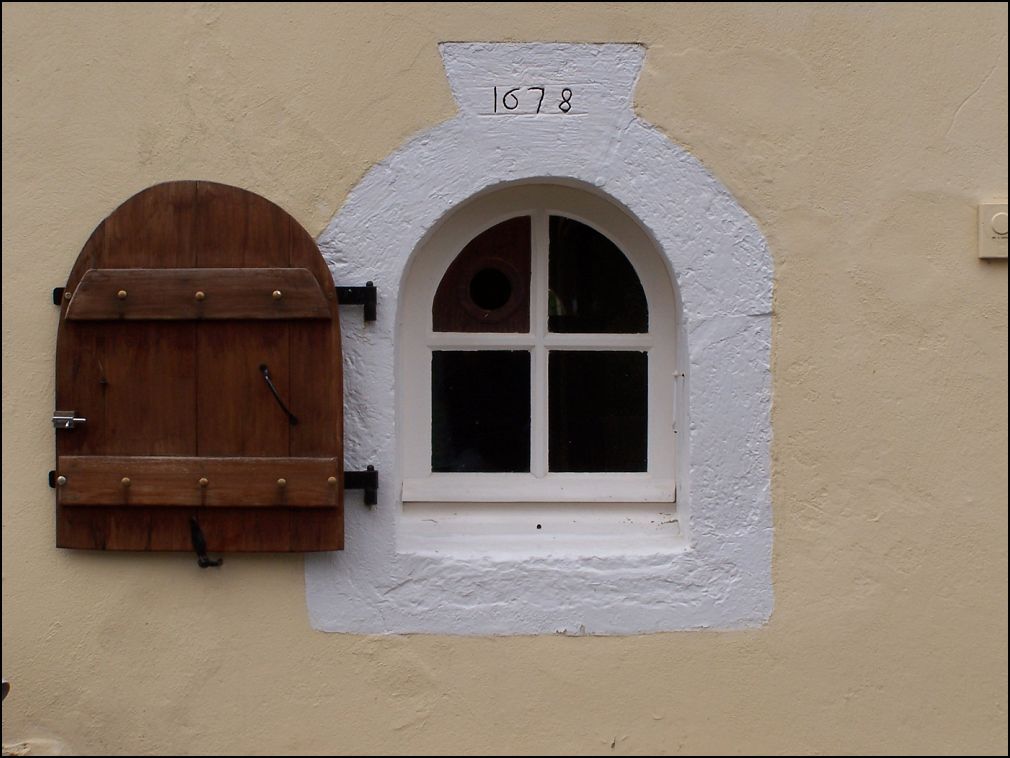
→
(189, 517, 222, 569)
(259, 364, 298, 426)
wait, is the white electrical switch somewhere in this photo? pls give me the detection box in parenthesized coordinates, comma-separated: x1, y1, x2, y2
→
(979, 202, 1008, 259)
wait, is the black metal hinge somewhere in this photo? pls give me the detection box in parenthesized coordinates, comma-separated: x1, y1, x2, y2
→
(335, 281, 377, 322)
(53, 287, 66, 305)
(345, 465, 378, 506)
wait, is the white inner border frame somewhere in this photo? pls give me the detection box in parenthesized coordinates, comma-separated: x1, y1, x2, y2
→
(309, 43, 773, 635)
(399, 184, 681, 558)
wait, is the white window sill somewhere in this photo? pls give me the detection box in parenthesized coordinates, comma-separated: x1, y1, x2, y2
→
(398, 501, 685, 558)
(401, 476, 680, 558)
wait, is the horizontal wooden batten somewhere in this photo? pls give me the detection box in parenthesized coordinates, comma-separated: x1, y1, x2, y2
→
(66, 268, 332, 320)
(57, 506, 343, 553)
(58, 456, 340, 507)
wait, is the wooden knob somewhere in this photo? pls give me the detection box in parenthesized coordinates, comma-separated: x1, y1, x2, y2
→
(277, 478, 287, 488)
(56, 475, 67, 486)
(272, 290, 283, 300)
(116, 289, 128, 300)
(327, 476, 337, 486)
(198, 477, 209, 488)
(121, 477, 131, 487)
(195, 290, 206, 301)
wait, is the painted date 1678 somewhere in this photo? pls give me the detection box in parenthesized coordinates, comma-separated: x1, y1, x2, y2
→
(492, 86, 575, 115)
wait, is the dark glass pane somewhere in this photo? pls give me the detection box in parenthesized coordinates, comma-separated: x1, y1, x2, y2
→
(549, 351, 647, 472)
(433, 216, 531, 333)
(432, 351, 531, 472)
(548, 216, 648, 333)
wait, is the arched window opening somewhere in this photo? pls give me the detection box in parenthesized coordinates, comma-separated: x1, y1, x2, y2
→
(400, 184, 680, 544)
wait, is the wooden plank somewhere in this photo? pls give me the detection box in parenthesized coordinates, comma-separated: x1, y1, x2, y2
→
(98, 182, 199, 458)
(90, 323, 196, 456)
(287, 220, 344, 551)
(194, 181, 291, 268)
(288, 222, 342, 459)
(195, 182, 292, 466)
(66, 268, 331, 320)
(57, 456, 340, 507)
(196, 322, 291, 456)
(56, 224, 109, 457)
(57, 507, 342, 552)
(56, 183, 201, 551)
(102, 181, 199, 269)
(187, 183, 291, 468)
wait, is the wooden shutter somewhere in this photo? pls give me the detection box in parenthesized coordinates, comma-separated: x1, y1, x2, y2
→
(54, 181, 343, 552)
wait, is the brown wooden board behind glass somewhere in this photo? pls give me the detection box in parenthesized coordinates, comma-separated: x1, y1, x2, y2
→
(54, 181, 343, 552)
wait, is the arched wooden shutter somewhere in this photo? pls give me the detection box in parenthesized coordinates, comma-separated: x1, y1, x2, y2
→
(54, 181, 343, 552)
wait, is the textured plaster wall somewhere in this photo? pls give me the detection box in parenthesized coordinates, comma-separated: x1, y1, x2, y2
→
(2, 2, 1007, 755)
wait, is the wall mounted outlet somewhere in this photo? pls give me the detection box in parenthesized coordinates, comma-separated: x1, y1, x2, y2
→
(979, 202, 1008, 259)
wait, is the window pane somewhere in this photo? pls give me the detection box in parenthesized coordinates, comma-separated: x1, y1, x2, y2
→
(433, 216, 531, 333)
(548, 216, 648, 333)
(432, 351, 531, 472)
(549, 351, 647, 472)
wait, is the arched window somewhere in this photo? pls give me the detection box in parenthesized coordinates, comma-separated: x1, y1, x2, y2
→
(314, 43, 772, 634)
(400, 184, 681, 554)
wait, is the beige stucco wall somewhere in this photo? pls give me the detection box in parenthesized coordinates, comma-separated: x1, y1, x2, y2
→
(2, 3, 1006, 754)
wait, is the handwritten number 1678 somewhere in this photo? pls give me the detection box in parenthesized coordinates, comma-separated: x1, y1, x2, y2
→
(494, 86, 573, 114)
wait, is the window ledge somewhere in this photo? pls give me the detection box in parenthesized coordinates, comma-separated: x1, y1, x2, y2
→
(398, 500, 684, 558)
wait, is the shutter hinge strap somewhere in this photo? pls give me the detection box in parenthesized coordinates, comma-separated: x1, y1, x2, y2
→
(344, 465, 378, 506)
(335, 281, 377, 322)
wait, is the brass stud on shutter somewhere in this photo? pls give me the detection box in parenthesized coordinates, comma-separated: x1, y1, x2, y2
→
(64, 290, 73, 301)
(277, 478, 287, 488)
(198, 477, 209, 488)
(116, 289, 128, 300)
(327, 476, 337, 486)
(56, 475, 67, 486)
(272, 290, 283, 300)
(195, 290, 206, 301)
(121, 477, 131, 488)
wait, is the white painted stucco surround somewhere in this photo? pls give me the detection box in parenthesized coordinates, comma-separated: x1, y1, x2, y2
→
(309, 43, 772, 635)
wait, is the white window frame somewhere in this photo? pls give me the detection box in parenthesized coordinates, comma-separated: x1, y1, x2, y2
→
(399, 184, 682, 556)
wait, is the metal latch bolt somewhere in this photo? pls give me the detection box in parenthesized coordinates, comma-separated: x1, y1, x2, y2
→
(52, 411, 87, 430)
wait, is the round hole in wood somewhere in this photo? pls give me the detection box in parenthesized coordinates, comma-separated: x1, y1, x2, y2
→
(468, 267, 512, 311)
